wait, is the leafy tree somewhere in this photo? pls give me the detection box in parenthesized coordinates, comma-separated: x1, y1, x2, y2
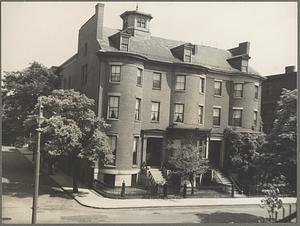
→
(166, 144, 209, 195)
(25, 89, 113, 193)
(224, 128, 265, 187)
(2, 62, 60, 144)
(262, 89, 297, 192)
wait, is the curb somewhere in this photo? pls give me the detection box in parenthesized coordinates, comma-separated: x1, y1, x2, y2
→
(15, 147, 297, 210)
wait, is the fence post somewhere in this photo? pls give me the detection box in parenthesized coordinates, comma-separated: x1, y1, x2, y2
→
(183, 183, 187, 198)
(282, 206, 285, 219)
(163, 183, 168, 198)
(289, 204, 292, 215)
(275, 211, 278, 221)
(155, 183, 159, 195)
(121, 180, 125, 197)
(231, 184, 234, 197)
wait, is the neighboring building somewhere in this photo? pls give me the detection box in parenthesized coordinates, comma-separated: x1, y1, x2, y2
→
(261, 66, 297, 134)
(58, 4, 264, 187)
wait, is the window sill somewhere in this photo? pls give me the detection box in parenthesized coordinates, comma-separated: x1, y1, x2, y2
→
(212, 125, 221, 128)
(254, 98, 259, 101)
(199, 92, 205, 95)
(152, 87, 161, 90)
(104, 164, 116, 168)
(173, 121, 184, 124)
(136, 84, 142, 87)
(151, 121, 160, 123)
(233, 96, 243, 99)
(109, 81, 121, 84)
(107, 118, 119, 121)
(214, 95, 222, 98)
(132, 165, 138, 168)
(175, 90, 185, 92)
(134, 120, 141, 123)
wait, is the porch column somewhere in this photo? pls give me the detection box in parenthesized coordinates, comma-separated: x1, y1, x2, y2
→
(219, 139, 225, 169)
(205, 136, 209, 159)
(142, 136, 147, 164)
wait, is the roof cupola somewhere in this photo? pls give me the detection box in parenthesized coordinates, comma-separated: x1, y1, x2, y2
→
(120, 7, 153, 38)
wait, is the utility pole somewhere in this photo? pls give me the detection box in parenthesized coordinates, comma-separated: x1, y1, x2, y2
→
(31, 99, 43, 224)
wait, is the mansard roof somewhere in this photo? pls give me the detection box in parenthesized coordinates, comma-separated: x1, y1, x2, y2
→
(98, 27, 260, 76)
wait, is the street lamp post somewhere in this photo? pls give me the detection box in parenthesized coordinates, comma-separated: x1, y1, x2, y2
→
(31, 100, 43, 224)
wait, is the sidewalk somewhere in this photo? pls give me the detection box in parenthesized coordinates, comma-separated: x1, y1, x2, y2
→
(17, 147, 297, 209)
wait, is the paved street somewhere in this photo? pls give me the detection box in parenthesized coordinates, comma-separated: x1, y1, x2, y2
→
(2, 146, 294, 224)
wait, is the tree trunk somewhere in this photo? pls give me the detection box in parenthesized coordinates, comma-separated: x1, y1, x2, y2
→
(72, 154, 79, 193)
(189, 174, 194, 195)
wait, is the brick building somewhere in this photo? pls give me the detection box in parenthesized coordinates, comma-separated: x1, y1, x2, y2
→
(261, 66, 297, 134)
(58, 4, 264, 187)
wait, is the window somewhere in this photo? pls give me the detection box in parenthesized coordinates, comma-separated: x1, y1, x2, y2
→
(108, 96, 119, 119)
(84, 42, 87, 56)
(241, 60, 248, 72)
(198, 105, 204, 124)
(174, 104, 184, 123)
(214, 81, 222, 96)
(254, 111, 258, 126)
(151, 102, 160, 122)
(137, 18, 146, 28)
(137, 68, 143, 86)
(132, 137, 139, 165)
(233, 83, 243, 97)
(199, 77, 205, 93)
(120, 36, 129, 51)
(110, 65, 121, 83)
(153, 72, 162, 89)
(135, 98, 141, 121)
(175, 75, 186, 91)
(213, 107, 221, 126)
(108, 135, 117, 165)
(184, 49, 192, 62)
(81, 64, 88, 86)
(233, 109, 243, 127)
(255, 85, 259, 99)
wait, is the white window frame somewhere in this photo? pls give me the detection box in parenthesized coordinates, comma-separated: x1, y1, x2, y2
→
(199, 76, 206, 94)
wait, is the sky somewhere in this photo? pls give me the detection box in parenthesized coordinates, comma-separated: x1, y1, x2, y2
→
(1, 2, 298, 76)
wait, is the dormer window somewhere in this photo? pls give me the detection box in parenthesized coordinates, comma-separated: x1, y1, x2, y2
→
(121, 36, 129, 51)
(171, 43, 194, 63)
(184, 49, 192, 62)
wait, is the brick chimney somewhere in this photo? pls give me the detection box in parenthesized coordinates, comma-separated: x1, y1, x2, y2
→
(285, 66, 295, 74)
(95, 3, 105, 39)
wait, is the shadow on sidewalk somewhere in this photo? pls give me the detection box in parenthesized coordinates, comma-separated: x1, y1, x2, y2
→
(2, 147, 72, 200)
(196, 212, 264, 223)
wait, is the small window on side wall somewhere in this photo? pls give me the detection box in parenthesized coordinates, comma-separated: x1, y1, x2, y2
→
(153, 72, 162, 89)
(108, 135, 117, 165)
(137, 68, 143, 86)
(214, 81, 222, 96)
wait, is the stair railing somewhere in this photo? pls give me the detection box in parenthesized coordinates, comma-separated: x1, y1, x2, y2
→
(230, 176, 246, 194)
(147, 170, 158, 193)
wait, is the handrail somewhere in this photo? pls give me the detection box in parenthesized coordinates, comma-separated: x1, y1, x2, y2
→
(277, 211, 297, 223)
(147, 170, 157, 189)
(230, 176, 246, 194)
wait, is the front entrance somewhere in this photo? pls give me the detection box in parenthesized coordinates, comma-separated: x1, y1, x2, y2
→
(209, 140, 221, 168)
(146, 137, 163, 167)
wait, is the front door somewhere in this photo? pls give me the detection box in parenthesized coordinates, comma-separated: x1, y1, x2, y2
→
(146, 138, 163, 167)
(209, 140, 221, 168)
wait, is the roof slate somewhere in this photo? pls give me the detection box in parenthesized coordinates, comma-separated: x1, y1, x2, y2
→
(98, 27, 260, 75)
